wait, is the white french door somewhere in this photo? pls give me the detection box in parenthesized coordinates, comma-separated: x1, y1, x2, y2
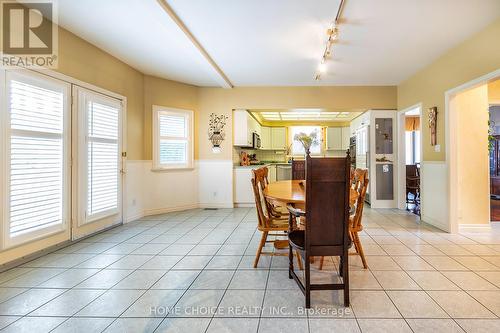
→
(72, 87, 123, 240)
(2, 70, 71, 248)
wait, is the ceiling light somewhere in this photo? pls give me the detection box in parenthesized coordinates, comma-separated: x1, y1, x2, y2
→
(318, 63, 327, 73)
(314, 0, 346, 80)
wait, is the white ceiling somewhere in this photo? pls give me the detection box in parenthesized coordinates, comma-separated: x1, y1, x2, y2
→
(58, 0, 500, 87)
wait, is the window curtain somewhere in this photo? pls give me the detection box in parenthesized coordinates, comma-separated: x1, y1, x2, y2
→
(405, 116, 420, 131)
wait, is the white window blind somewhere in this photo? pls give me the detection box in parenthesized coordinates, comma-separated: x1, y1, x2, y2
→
(153, 107, 193, 169)
(8, 77, 67, 239)
(87, 100, 119, 218)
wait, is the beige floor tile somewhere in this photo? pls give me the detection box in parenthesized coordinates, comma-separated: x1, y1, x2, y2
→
(371, 236, 402, 245)
(452, 256, 500, 271)
(372, 271, 421, 290)
(428, 291, 495, 318)
(387, 291, 449, 318)
(407, 271, 460, 290)
(467, 290, 500, 317)
(421, 256, 468, 271)
(480, 256, 500, 267)
(434, 245, 473, 256)
(406, 244, 445, 256)
(363, 256, 401, 270)
(476, 271, 500, 288)
(455, 319, 500, 333)
(350, 291, 401, 318)
(406, 319, 465, 332)
(357, 319, 412, 333)
(380, 244, 415, 256)
(461, 245, 500, 256)
(443, 272, 498, 291)
(392, 256, 435, 271)
(349, 270, 382, 290)
(362, 244, 388, 256)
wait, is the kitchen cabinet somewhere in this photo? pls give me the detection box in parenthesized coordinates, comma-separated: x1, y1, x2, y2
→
(271, 127, 287, 150)
(342, 126, 350, 150)
(326, 126, 350, 150)
(268, 164, 277, 182)
(260, 127, 271, 149)
(233, 109, 260, 147)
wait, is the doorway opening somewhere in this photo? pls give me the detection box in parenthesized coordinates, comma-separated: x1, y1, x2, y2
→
(397, 105, 422, 216)
(488, 86, 500, 221)
(448, 73, 500, 231)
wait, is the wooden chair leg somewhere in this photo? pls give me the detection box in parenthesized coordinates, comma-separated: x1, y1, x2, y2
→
(354, 232, 368, 269)
(343, 254, 350, 307)
(288, 240, 294, 279)
(305, 254, 311, 308)
(253, 231, 268, 268)
(296, 250, 303, 270)
(352, 235, 360, 254)
(319, 256, 324, 270)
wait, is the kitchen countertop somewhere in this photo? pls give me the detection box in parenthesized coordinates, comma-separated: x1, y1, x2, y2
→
(233, 161, 291, 169)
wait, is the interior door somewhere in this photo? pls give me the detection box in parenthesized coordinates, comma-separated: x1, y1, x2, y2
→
(72, 87, 123, 240)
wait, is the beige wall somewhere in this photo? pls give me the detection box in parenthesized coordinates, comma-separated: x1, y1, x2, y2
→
(490, 80, 500, 103)
(57, 28, 145, 160)
(197, 86, 397, 160)
(452, 84, 490, 225)
(143, 75, 199, 160)
(398, 18, 500, 161)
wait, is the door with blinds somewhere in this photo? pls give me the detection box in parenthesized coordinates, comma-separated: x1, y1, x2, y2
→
(2, 71, 71, 248)
(73, 87, 123, 239)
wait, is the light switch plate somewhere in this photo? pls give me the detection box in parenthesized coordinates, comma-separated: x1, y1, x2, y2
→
(434, 144, 441, 152)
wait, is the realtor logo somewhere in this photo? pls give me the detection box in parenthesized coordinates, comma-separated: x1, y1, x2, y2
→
(1, 0, 58, 68)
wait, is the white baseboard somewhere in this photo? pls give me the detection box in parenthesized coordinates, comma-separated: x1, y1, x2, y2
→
(459, 223, 492, 232)
(125, 211, 144, 223)
(234, 203, 255, 208)
(422, 214, 450, 233)
(144, 204, 200, 216)
(198, 202, 234, 209)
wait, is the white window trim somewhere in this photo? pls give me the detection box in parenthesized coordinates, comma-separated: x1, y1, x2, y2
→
(152, 105, 194, 171)
(2, 69, 71, 249)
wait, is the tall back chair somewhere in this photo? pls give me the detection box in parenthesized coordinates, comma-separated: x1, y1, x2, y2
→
(288, 153, 351, 308)
(251, 167, 303, 269)
(291, 159, 305, 180)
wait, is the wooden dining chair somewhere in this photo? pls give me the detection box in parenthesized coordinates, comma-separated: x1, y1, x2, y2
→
(287, 153, 351, 308)
(251, 168, 303, 269)
(292, 159, 305, 180)
(318, 167, 369, 270)
(349, 168, 369, 269)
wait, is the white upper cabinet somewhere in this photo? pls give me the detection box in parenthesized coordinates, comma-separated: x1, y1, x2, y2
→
(342, 126, 351, 150)
(233, 109, 259, 146)
(326, 126, 350, 150)
(260, 126, 271, 149)
(271, 127, 287, 150)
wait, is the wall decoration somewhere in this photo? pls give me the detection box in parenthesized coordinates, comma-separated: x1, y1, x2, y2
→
(208, 113, 228, 153)
(428, 107, 438, 146)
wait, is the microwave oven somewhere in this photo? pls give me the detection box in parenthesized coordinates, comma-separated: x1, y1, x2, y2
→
(253, 133, 261, 149)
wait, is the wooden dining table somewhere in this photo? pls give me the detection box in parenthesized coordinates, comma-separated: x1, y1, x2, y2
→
(263, 180, 358, 250)
(263, 180, 359, 207)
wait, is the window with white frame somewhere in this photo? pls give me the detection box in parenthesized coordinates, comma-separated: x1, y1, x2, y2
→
(153, 106, 193, 170)
(3, 71, 70, 246)
(290, 126, 322, 155)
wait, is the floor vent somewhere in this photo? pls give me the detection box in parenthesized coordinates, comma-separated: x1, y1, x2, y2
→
(204, 208, 218, 210)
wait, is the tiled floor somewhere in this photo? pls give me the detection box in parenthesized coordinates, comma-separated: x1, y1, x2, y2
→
(1, 207, 500, 332)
